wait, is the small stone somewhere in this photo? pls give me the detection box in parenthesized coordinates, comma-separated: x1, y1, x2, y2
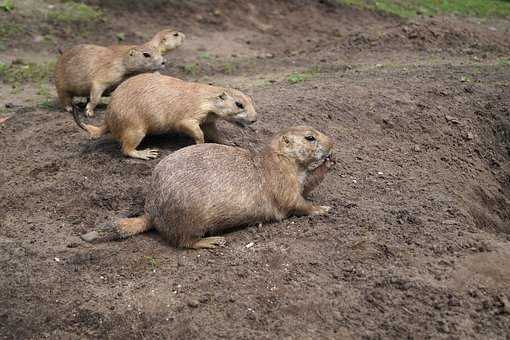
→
(413, 145, 421, 152)
(499, 295, 510, 314)
(187, 299, 199, 308)
(245, 242, 254, 248)
(445, 115, 460, 124)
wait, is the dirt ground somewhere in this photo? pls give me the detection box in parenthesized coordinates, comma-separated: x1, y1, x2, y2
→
(1, 1, 510, 339)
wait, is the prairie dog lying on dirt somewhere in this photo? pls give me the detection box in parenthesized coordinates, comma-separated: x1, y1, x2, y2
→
(110, 29, 185, 55)
(73, 73, 257, 160)
(55, 44, 165, 117)
(80, 126, 334, 249)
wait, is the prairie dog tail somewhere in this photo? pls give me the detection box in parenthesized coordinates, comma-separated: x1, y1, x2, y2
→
(72, 104, 109, 139)
(81, 215, 152, 243)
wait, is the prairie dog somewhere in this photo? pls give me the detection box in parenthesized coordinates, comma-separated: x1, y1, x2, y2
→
(80, 126, 334, 249)
(55, 44, 165, 117)
(110, 29, 185, 55)
(73, 73, 257, 160)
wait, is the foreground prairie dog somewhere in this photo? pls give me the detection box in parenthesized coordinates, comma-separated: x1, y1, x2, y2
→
(55, 44, 165, 117)
(111, 29, 185, 55)
(80, 126, 334, 249)
(73, 73, 257, 160)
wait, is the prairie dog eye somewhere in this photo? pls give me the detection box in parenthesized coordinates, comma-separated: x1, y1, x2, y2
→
(173, 32, 179, 37)
(305, 135, 316, 142)
(143, 52, 151, 58)
(235, 101, 244, 109)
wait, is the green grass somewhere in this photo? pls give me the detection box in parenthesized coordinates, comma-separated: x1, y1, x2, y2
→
(0, 0, 14, 12)
(0, 60, 56, 84)
(198, 52, 211, 60)
(38, 98, 57, 110)
(287, 66, 321, 84)
(0, 22, 23, 41)
(338, 0, 510, 18)
(497, 58, 510, 66)
(47, 2, 102, 23)
(145, 256, 158, 270)
(182, 62, 199, 76)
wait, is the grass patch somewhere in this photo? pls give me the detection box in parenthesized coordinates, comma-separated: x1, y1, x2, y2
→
(0, 22, 23, 41)
(497, 58, 510, 66)
(222, 62, 236, 75)
(0, 60, 56, 84)
(182, 62, 199, 76)
(287, 66, 321, 84)
(198, 52, 211, 60)
(38, 98, 57, 110)
(145, 256, 158, 271)
(47, 2, 102, 23)
(0, 0, 14, 12)
(338, 0, 510, 18)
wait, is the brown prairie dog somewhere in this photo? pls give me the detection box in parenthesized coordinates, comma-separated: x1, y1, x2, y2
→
(80, 126, 334, 249)
(73, 73, 257, 160)
(110, 29, 185, 55)
(55, 44, 165, 117)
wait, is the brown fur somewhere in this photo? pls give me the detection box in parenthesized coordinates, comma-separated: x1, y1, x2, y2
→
(110, 29, 185, 55)
(80, 126, 334, 249)
(73, 73, 258, 160)
(55, 44, 165, 117)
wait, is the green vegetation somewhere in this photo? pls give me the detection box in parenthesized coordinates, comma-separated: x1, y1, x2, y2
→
(116, 32, 125, 42)
(0, 22, 23, 41)
(222, 62, 235, 75)
(338, 0, 510, 18)
(183, 62, 199, 76)
(0, 60, 55, 84)
(287, 66, 321, 84)
(145, 256, 158, 270)
(0, 0, 14, 12)
(198, 52, 211, 60)
(38, 98, 57, 110)
(497, 58, 510, 66)
(47, 2, 102, 23)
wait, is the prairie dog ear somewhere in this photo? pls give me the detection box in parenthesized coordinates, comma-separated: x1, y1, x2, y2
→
(128, 48, 137, 57)
(218, 92, 227, 100)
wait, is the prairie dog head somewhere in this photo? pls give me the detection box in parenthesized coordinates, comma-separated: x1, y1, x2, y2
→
(123, 46, 165, 73)
(273, 126, 334, 171)
(207, 89, 257, 127)
(152, 29, 185, 53)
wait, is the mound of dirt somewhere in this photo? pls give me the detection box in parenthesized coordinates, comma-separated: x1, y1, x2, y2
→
(1, 1, 510, 339)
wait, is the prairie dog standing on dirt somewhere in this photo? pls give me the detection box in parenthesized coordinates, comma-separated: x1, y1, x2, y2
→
(148, 29, 186, 54)
(73, 73, 257, 160)
(80, 126, 334, 249)
(110, 29, 185, 55)
(55, 44, 165, 117)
